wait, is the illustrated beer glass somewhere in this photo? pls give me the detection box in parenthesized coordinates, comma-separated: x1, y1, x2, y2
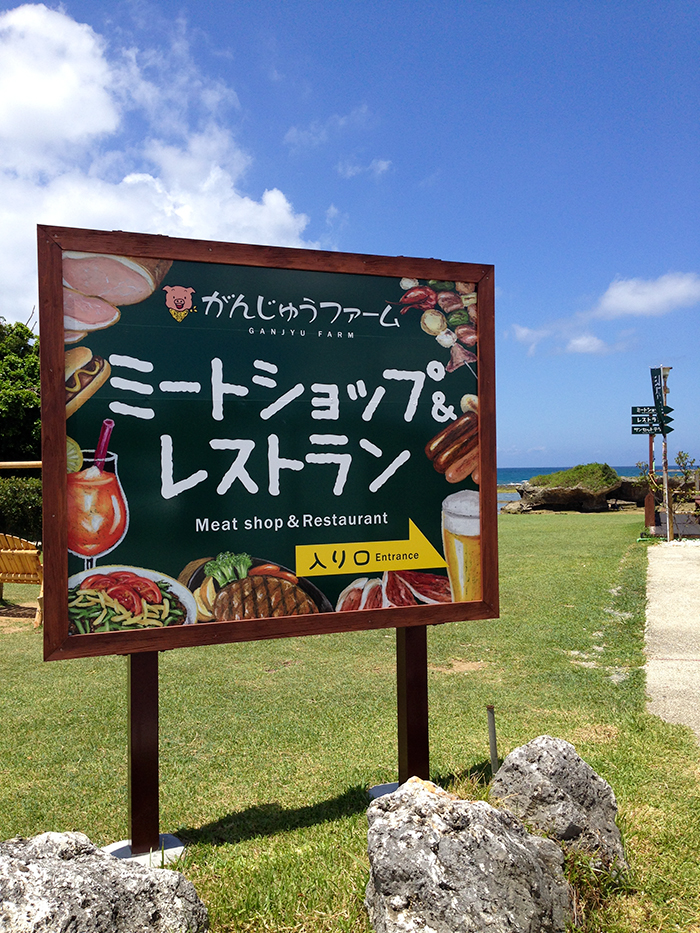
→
(441, 490, 481, 602)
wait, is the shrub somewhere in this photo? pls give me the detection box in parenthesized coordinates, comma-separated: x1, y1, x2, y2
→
(529, 463, 619, 492)
(0, 477, 42, 542)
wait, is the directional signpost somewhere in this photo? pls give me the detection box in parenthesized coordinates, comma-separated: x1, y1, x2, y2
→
(631, 367, 676, 540)
(630, 405, 673, 435)
(650, 367, 674, 541)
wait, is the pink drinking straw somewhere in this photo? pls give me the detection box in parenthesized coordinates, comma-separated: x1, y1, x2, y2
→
(94, 419, 115, 471)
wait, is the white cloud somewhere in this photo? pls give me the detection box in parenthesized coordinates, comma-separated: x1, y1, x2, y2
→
(511, 270, 699, 358)
(336, 157, 391, 179)
(512, 324, 550, 356)
(0, 4, 119, 170)
(284, 105, 370, 153)
(0, 4, 313, 325)
(565, 333, 609, 354)
(593, 272, 700, 318)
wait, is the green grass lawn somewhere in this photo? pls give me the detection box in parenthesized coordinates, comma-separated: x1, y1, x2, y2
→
(1, 512, 699, 932)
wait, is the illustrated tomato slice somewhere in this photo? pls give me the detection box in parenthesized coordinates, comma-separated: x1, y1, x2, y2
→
(128, 577, 163, 604)
(109, 571, 142, 584)
(106, 584, 143, 615)
(80, 574, 117, 591)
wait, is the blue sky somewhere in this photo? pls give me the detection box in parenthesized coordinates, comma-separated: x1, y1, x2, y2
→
(1, 0, 698, 467)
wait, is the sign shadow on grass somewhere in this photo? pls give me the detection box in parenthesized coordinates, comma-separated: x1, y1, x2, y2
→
(431, 759, 499, 790)
(175, 784, 369, 845)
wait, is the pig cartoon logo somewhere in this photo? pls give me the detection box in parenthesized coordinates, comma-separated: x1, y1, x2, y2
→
(163, 286, 196, 322)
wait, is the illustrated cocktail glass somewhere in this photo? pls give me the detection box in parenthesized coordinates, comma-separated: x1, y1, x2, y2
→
(441, 490, 481, 602)
(67, 450, 129, 570)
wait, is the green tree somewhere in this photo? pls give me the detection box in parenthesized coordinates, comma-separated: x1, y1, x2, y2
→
(0, 317, 41, 461)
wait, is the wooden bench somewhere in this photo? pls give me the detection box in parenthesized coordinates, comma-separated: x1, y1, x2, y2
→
(0, 533, 43, 627)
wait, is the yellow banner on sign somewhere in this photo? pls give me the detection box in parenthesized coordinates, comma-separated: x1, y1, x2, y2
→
(296, 520, 446, 577)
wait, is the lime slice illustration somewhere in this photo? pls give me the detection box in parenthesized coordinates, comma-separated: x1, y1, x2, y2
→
(66, 437, 83, 473)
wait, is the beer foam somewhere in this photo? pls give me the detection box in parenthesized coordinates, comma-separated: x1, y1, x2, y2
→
(442, 490, 480, 537)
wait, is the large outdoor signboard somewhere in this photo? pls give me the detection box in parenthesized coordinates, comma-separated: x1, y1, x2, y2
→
(38, 226, 498, 661)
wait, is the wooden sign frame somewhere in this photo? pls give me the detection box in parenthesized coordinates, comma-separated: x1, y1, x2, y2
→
(39, 225, 498, 662)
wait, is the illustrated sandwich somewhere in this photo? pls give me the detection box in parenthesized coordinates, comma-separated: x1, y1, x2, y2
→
(65, 346, 111, 417)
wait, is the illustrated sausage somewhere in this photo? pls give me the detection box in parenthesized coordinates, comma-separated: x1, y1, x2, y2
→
(445, 447, 480, 483)
(425, 411, 478, 461)
(433, 426, 479, 473)
(65, 346, 111, 417)
(425, 410, 479, 480)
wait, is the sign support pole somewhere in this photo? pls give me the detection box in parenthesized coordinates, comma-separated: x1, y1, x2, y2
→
(128, 651, 160, 855)
(645, 434, 656, 531)
(396, 626, 429, 784)
(661, 369, 674, 542)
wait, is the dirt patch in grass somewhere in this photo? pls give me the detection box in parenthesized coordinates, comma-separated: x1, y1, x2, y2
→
(430, 659, 488, 673)
(568, 723, 619, 745)
(0, 600, 39, 632)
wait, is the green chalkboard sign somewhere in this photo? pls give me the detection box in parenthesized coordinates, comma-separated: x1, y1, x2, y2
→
(39, 226, 498, 660)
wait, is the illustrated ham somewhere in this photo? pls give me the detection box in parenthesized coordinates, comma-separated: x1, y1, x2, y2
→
(336, 577, 384, 612)
(213, 575, 318, 621)
(64, 328, 88, 344)
(62, 253, 173, 306)
(63, 287, 120, 336)
(336, 578, 368, 612)
(336, 571, 451, 611)
(382, 571, 418, 608)
(394, 571, 451, 604)
(361, 578, 383, 609)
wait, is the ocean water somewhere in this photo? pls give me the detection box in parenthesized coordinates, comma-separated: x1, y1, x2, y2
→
(497, 465, 641, 486)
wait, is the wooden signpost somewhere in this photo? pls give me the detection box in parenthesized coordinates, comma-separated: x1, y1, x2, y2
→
(631, 367, 675, 541)
(38, 226, 498, 851)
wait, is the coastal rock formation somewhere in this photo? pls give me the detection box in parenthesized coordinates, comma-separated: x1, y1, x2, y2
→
(0, 831, 208, 932)
(365, 776, 572, 933)
(502, 476, 653, 513)
(490, 735, 628, 870)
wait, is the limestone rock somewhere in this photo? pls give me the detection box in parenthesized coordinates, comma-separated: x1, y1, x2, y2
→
(518, 481, 619, 512)
(365, 776, 572, 933)
(0, 831, 208, 932)
(490, 735, 627, 870)
(500, 499, 525, 514)
(612, 478, 654, 506)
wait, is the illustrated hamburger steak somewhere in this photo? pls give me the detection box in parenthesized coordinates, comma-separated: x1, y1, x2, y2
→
(179, 552, 330, 622)
(213, 574, 317, 621)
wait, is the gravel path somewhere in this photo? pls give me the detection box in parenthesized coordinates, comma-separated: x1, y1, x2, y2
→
(646, 540, 700, 739)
